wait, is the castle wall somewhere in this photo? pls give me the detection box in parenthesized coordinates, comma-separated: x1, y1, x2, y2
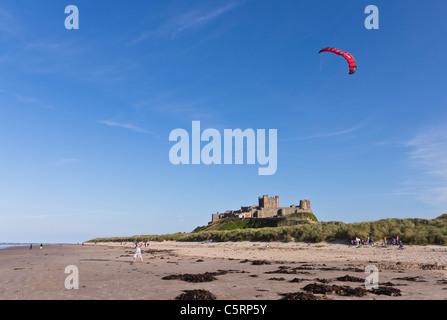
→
(211, 213, 221, 223)
(255, 208, 280, 218)
(210, 195, 312, 223)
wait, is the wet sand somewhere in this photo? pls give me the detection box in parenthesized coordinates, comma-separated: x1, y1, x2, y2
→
(0, 241, 446, 300)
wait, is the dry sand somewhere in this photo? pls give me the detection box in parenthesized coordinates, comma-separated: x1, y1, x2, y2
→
(0, 241, 446, 300)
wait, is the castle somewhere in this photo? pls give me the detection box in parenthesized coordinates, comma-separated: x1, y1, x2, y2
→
(211, 195, 313, 223)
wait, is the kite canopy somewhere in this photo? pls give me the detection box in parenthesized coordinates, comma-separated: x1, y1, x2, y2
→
(319, 47, 357, 75)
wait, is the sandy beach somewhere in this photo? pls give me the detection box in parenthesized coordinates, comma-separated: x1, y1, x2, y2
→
(0, 241, 446, 300)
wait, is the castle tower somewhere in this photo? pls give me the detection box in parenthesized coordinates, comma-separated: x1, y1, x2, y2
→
(300, 199, 311, 210)
(258, 195, 279, 208)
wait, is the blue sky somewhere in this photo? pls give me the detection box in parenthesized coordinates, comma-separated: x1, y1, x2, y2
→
(1, 1, 446, 243)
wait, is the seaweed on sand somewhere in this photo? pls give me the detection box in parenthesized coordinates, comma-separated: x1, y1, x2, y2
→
(303, 283, 368, 297)
(175, 289, 216, 300)
(162, 270, 229, 283)
(280, 292, 322, 300)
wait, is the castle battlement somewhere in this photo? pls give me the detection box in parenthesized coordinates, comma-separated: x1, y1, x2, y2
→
(211, 195, 312, 223)
(258, 195, 279, 208)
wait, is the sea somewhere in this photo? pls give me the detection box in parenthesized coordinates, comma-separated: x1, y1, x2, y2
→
(0, 243, 29, 249)
(0, 243, 56, 250)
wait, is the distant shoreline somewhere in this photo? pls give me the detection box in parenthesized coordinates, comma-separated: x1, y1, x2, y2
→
(0, 243, 72, 250)
(0, 243, 34, 250)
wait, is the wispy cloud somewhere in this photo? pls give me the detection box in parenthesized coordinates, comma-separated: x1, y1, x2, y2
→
(134, 92, 224, 123)
(284, 122, 366, 142)
(0, 8, 19, 36)
(15, 94, 54, 109)
(15, 94, 40, 104)
(406, 129, 447, 177)
(150, 99, 214, 117)
(404, 127, 447, 205)
(97, 120, 154, 135)
(133, 1, 241, 42)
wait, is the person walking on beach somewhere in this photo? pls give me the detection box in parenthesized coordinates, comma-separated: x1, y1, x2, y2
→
(133, 244, 143, 263)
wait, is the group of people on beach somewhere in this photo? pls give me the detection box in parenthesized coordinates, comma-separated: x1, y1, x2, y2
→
(351, 236, 404, 249)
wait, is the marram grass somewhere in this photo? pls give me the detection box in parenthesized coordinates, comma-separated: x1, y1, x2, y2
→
(87, 216, 447, 245)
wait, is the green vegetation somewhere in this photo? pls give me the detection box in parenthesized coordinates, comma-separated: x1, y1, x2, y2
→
(284, 212, 318, 222)
(192, 217, 312, 232)
(87, 216, 447, 245)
